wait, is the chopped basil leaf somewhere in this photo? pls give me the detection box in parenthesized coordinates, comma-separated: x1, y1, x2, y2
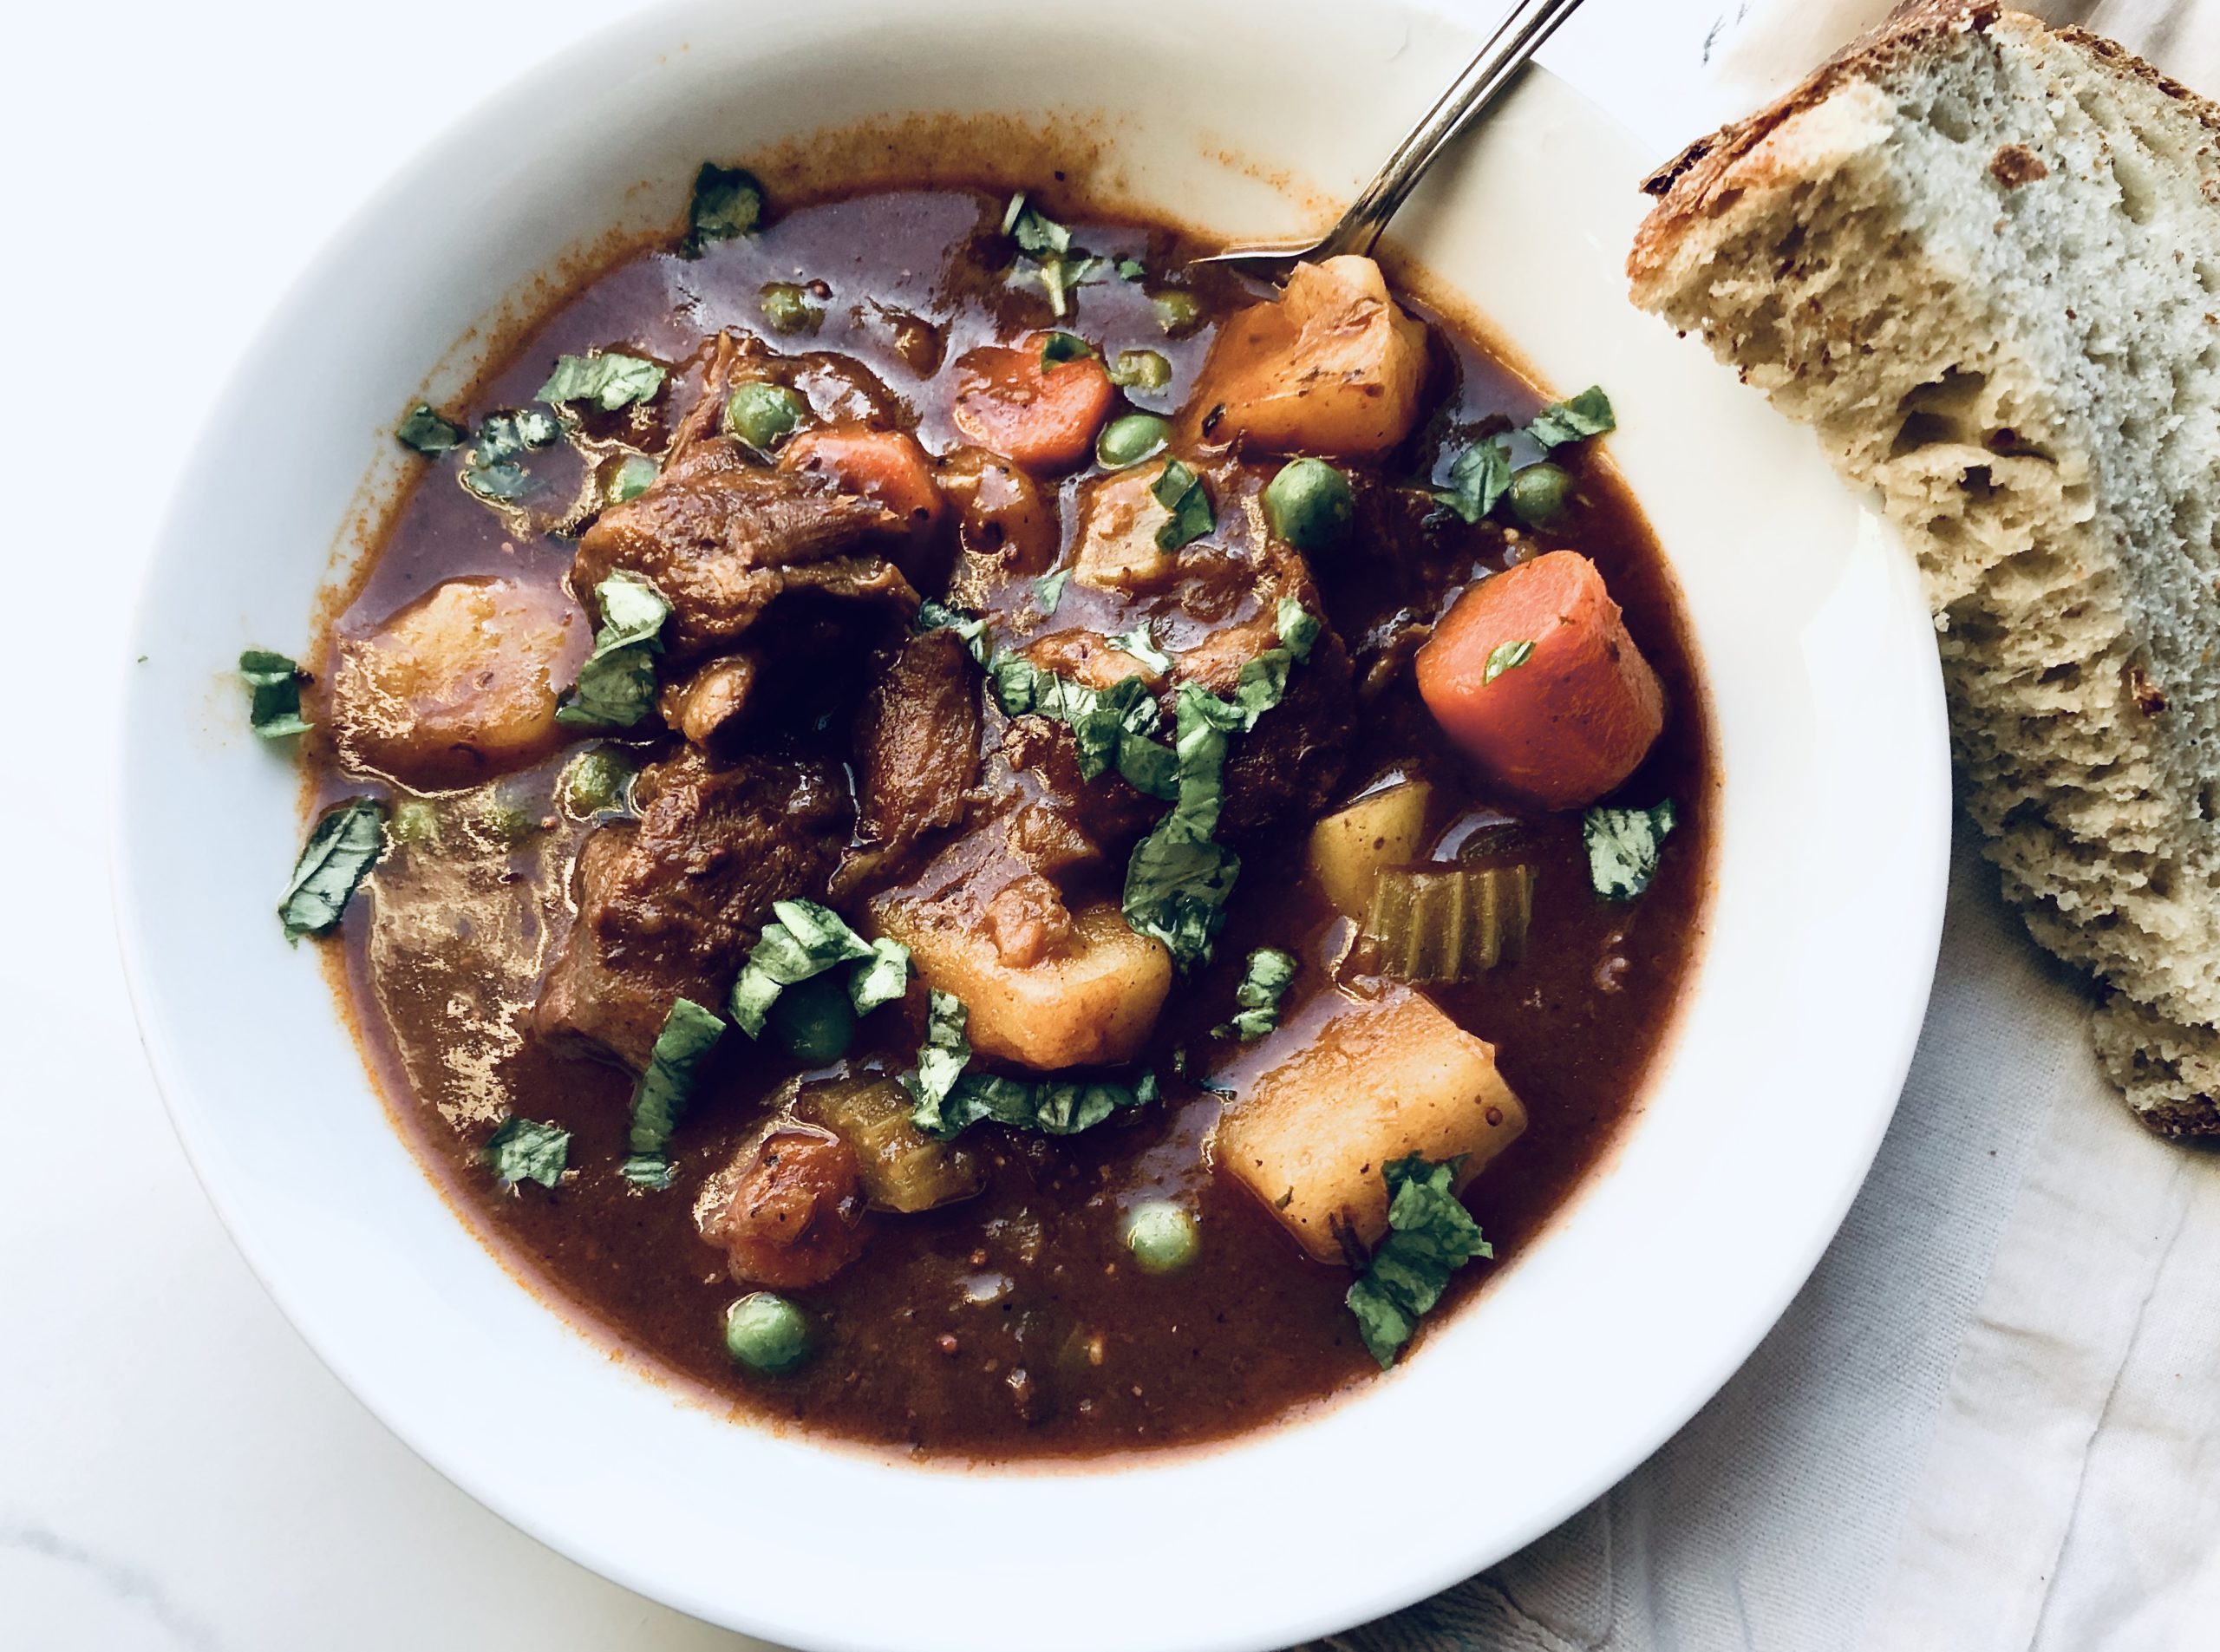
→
(1033, 568, 1071, 617)
(915, 598, 992, 667)
(1002, 193, 1069, 256)
(1433, 438, 1512, 525)
(462, 408, 562, 504)
(1274, 597, 1321, 663)
(485, 1115, 570, 1189)
(396, 403, 464, 454)
(993, 665, 1177, 802)
(682, 163, 765, 257)
(1108, 619, 1172, 676)
(729, 898, 878, 1036)
(1116, 255, 1146, 281)
(1213, 947, 1296, 1041)
(1346, 1156, 1492, 1367)
(621, 1153, 674, 1190)
(1483, 639, 1536, 684)
(239, 648, 311, 739)
(1041, 330, 1095, 367)
(278, 798, 386, 941)
(903, 988, 1158, 1139)
(556, 571, 670, 728)
(1001, 193, 1100, 318)
(849, 937, 911, 1015)
(624, 998, 724, 1179)
(1583, 800, 1678, 901)
(1152, 460, 1214, 551)
(607, 453, 660, 504)
(1122, 684, 1241, 969)
(1527, 385, 1616, 450)
(904, 989, 976, 1132)
(536, 351, 666, 412)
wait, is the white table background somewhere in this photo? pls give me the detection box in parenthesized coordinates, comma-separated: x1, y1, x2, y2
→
(7, 3, 2213, 1649)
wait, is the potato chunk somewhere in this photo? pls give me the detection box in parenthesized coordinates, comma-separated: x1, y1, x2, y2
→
(333, 577, 584, 787)
(1193, 257, 1429, 458)
(1306, 780, 1433, 920)
(1071, 461, 1179, 593)
(871, 895, 1172, 1070)
(1216, 985, 1525, 1263)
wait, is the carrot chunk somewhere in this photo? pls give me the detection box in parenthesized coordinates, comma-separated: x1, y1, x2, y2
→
(1414, 551, 1665, 810)
(949, 338, 1115, 471)
(779, 424, 944, 532)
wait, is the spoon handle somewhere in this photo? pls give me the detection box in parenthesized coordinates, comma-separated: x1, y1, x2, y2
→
(1322, 0, 1590, 259)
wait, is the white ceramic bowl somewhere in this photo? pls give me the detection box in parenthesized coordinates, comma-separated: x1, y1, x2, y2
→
(115, 2, 1949, 1647)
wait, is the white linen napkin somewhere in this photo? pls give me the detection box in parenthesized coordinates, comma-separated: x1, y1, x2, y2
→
(1323, 3, 2220, 1647)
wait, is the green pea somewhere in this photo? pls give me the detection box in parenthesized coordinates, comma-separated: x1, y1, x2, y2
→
(724, 382, 804, 454)
(760, 282, 824, 336)
(1152, 291, 1202, 337)
(1121, 1200, 1201, 1275)
(1263, 458, 1355, 552)
(604, 453, 659, 504)
(723, 1291, 812, 1374)
(558, 748, 634, 818)
(1096, 413, 1172, 470)
(1506, 461, 1572, 527)
(768, 973, 855, 1064)
(388, 799, 441, 846)
(1108, 349, 1172, 392)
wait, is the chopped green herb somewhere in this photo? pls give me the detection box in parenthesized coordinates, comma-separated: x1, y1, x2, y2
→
(1122, 684, 1241, 970)
(239, 648, 311, 739)
(1001, 193, 1100, 318)
(849, 937, 911, 1015)
(555, 571, 670, 729)
(682, 163, 765, 257)
(485, 1115, 571, 1189)
(1526, 385, 1615, 450)
(728, 898, 894, 1036)
(915, 597, 992, 667)
(1108, 620, 1172, 676)
(1433, 438, 1512, 525)
(1152, 459, 1214, 551)
(278, 798, 386, 941)
(536, 351, 666, 412)
(1274, 597, 1321, 663)
(1116, 255, 1146, 281)
(993, 665, 1177, 801)
(760, 282, 824, 335)
(1483, 639, 1536, 684)
(904, 989, 975, 1130)
(396, 403, 464, 454)
(462, 408, 562, 503)
(606, 453, 660, 504)
(623, 997, 725, 1188)
(1583, 800, 1678, 901)
(1041, 330, 1096, 367)
(903, 996, 1159, 1141)
(1346, 1156, 1492, 1367)
(1033, 568, 1072, 617)
(1107, 349, 1172, 392)
(1213, 947, 1297, 1041)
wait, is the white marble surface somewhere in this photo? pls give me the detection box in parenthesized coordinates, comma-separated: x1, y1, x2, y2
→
(0, 2, 2070, 1649)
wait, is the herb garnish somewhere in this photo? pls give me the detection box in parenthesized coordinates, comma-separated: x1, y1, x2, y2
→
(1434, 386, 1616, 525)
(993, 666, 1179, 801)
(279, 798, 386, 942)
(1345, 1156, 1492, 1367)
(536, 351, 666, 412)
(915, 598, 993, 667)
(556, 571, 670, 729)
(1107, 619, 1172, 676)
(1152, 460, 1214, 550)
(485, 1115, 571, 1189)
(1002, 193, 1101, 318)
(729, 898, 910, 1036)
(1213, 948, 1297, 1041)
(1483, 639, 1536, 684)
(1583, 800, 1677, 900)
(902, 989, 1159, 1139)
(239, 648, 311, 739)
(462, 408, 562, 502)
(1041, 330, 1096, 367)
(396, 404, 465, 454)
(623, 998, 725, 1188)
(1526, 386, 1616, 449)
(682, 163, 765, 258)
(1033, 569, 1071, 617)
(1115, 255, 1146, 281)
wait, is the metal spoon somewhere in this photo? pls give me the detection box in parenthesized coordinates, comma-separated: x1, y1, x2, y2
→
(1191, 0, 1588, 282)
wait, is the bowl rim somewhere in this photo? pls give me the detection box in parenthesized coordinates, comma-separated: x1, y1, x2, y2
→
(113, 3, 1951, 1645)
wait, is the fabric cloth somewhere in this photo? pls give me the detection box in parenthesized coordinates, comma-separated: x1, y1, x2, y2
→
(1332, 3, 2220, 1648)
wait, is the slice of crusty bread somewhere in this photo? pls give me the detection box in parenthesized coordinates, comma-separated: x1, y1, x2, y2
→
(1629, 2, 2220, 1136)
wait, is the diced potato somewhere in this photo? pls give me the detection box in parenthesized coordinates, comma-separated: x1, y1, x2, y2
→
(1216, 984, 1525, 1264)
(794, 1076, 985, 1214)
(1306, 780, 1433, 920)
(1071, 462, 1179, 593)
(333, 577, 585, 787)
(871, 895, 1172, 1070)
(1193, 257, 1430, 458)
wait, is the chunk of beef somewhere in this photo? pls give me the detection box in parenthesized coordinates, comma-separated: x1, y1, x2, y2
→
(852, 629, 983, 862)
(534, 748, 849, 1068)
